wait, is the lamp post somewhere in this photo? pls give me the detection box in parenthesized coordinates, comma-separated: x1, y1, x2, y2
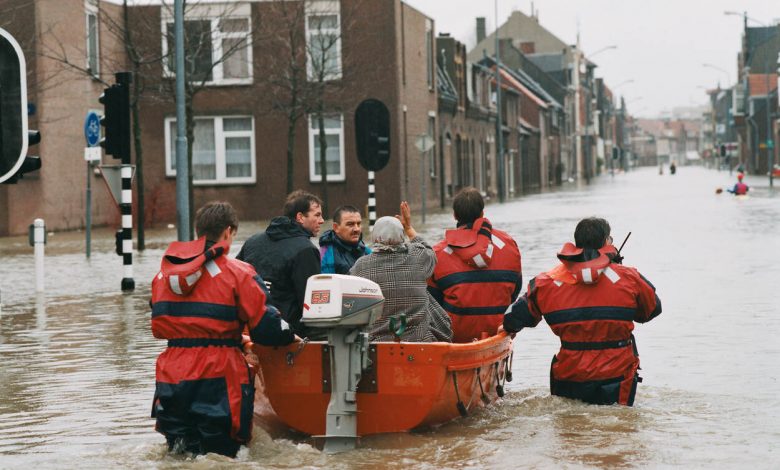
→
(588, 45, 618, 59)
(702, 63, 732, 85)
(578, 45, 616, 183)
(613, 79, 634, 90)
(725, 11, 776, 187)
(494, 0, 505, 202)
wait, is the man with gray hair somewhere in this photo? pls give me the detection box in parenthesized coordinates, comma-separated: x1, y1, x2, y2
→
(350, 202, 452, 342)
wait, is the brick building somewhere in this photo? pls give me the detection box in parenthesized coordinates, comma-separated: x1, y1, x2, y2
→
(0, 0, 440, 235)
(0, 0, 124, 235)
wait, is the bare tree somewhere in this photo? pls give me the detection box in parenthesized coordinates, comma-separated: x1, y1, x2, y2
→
(158, 0, 271, 237)
(37, 0, 167, 250)
(260, 0, 364, 214)
(258, 1, 309, 196)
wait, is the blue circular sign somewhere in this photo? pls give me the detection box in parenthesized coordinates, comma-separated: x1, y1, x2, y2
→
(84, 111, 101, 147)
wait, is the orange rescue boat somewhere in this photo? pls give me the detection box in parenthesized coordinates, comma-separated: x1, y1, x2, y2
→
(252, 333, 512, 437)
(250, 274, 513, 450)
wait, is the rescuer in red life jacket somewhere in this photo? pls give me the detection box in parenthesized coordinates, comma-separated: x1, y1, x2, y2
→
(503, 217, 661, 406)
(150, 201, 297, 457)
(727, 172, 749, 195)
(428, 187, 522, 343)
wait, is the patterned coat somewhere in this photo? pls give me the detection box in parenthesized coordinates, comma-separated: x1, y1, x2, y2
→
(349, 236, 452, 342)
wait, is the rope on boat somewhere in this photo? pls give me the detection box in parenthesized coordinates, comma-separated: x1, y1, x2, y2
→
(476, 367, 490, 404)
(506, 351, 514, 382)
(285, 337, 309, 366)
(451, 371, 468, 417)
(494, 361, 505, 397)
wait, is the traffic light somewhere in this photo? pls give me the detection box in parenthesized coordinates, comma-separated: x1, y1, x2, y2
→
(99, 72, 131, 163)
(355, 99, 391, 172)
(719, 144, 726, 158)
(0, 27, 41, 184)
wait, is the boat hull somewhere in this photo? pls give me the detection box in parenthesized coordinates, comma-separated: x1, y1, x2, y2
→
(252, 333, 512, 436)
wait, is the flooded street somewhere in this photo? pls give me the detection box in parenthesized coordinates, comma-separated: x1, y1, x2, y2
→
(1, 166, 779, 469)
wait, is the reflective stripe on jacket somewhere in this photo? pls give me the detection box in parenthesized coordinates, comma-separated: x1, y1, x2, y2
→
(429, 218, 522, 343)
(151, 237, 293, 444)
(504, 244, 661, 405)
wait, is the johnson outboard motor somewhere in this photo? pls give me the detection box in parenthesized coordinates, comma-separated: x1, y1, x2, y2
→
(302, 274, 384, 453)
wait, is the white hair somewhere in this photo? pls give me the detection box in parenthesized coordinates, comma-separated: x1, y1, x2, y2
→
(372, 216, 404, 245)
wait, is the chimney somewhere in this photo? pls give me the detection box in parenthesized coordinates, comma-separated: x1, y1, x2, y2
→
(520, 41, 535, 54)
(476, 17, 486, 43)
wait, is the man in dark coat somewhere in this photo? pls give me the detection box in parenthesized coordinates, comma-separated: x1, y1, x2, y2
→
(237, 190, 323, 335)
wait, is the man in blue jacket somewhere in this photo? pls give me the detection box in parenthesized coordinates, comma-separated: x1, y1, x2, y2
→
(319, 205, 371, 274)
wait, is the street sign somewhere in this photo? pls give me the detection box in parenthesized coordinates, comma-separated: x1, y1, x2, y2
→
(415, 134, 434, 153)
(84, 110, 100, 147)
(99, 164, 135, 207)
(84, 147, 101, 162)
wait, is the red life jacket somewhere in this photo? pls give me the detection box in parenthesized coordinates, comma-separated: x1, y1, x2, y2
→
(429, 218, 522, 343)
(506, 243, 661, 405)
(151, 237, 292, 444)
(734, 182, 748, 195)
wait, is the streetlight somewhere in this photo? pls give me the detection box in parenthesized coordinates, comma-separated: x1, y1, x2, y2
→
(724, 11, 776, 187)
(702, 63, 732, 85)
(613, 79, 634, 90)
(588, 45, 617, 59)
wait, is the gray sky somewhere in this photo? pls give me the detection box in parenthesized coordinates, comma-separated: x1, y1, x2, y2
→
(405, 0, 780, 118)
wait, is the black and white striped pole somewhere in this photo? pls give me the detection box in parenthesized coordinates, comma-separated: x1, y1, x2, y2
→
(368, 171, 376, 229)
(120, 164, 134, 291)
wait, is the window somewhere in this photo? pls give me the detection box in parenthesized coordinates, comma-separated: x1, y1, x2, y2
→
(86, 1, 99, 77)
(428, 115, 436, 177)
(306, 1, 342, 81)
(165, 116, 255, 184)
(308, 114, 345, 182)
(425, 19, 433, 89)
(163, 14, 252, 85)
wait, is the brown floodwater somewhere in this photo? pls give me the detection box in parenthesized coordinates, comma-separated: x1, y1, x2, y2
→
(1, 166, 778, 469)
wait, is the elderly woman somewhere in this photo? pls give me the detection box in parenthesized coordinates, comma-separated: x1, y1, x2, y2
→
(350, 202, 452, 342)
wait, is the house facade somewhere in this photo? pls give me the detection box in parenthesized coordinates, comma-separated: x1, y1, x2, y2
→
(130, 0, 439, 224)
(0, 0, 125, 235)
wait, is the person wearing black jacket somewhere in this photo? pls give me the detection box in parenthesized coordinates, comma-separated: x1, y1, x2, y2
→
(237, 190, 323, 335)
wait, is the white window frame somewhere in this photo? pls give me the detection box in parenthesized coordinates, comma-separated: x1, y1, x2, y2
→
(160, 3, 253, 86)
(305, 0, 342, 82)
(428, 112, 437, 178)
(164, 115, 256, 185)
(85, 0, 99, 78)
(308, 114, 345, 182)
(425, 18, 433, 90)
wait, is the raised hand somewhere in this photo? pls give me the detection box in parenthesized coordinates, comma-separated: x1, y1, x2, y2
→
(395, 201, 416, 240)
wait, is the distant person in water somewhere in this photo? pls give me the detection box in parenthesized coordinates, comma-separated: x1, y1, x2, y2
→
(727, 173, 749, 195)
(669, 162, 676, 175)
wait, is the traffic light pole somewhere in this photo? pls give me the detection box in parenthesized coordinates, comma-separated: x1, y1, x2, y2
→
(174, 0, 190, 241)
(116, 72, 135, 291)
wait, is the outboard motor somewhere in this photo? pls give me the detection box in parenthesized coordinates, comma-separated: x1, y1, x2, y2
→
(302, 274, 384, 453)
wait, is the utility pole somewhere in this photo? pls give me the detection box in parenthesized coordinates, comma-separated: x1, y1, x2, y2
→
(174, 0, 190, 240)
(573, 38, 582, 182)
(766, 57, 774, 188)
(494, 0, 505, 202)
